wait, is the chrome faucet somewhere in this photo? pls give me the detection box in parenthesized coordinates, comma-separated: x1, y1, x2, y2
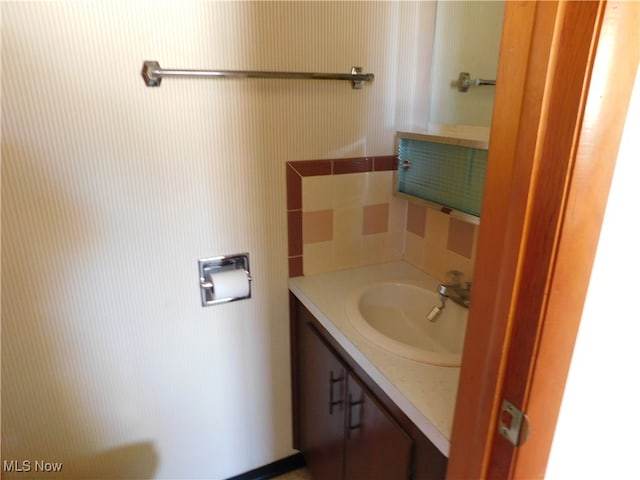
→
(438, 270, 471, 308)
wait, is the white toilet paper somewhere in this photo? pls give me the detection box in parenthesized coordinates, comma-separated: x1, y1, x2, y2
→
(209, 269, 250, 301)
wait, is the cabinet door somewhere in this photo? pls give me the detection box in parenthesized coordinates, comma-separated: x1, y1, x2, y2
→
(344, 374, 413, 480)
(298, 318, 346, 480)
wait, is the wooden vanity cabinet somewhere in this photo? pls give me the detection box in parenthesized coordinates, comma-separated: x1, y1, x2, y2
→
(343, 373, 413, 480)
(291, 294, 447, 480)
(296, 311, 346, 480)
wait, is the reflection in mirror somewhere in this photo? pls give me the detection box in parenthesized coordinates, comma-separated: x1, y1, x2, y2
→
(429, 1, 505, 127)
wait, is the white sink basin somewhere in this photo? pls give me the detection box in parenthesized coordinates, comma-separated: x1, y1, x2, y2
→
(345, 281, 467, 366)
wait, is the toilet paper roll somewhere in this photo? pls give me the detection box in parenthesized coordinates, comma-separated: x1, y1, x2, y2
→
(209, 269, 250, 301)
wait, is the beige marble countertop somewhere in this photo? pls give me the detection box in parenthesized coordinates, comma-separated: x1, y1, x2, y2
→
(289, 261, 461, 457)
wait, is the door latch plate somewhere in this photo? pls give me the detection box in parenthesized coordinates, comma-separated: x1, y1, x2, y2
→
(498, 399, 529, 447)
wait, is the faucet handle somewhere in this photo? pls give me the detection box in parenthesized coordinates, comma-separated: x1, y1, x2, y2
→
(445, 270, 463, 285)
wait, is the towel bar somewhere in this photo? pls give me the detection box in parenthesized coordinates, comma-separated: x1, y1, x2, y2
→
(141, 61, 374, 89)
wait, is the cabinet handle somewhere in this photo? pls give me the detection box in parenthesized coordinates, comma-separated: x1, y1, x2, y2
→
(347, 393, 364, 438)
(328, 370, 344, 415)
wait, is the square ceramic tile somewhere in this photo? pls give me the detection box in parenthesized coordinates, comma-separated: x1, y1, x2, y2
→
(373, 155, 397, 171)
(333, 157, 372, 174)
(333, 208, 364, 269)
(286, 164, 302, 210)
(406, 202, 427, 237)
(389, 197, 407, 230)
(303, 241, 335, 275)
(334, 206, 364, 241)
(334, 235, 364, 270)
(403, 231, 425, 268)
(303, 210, 333, 244)
(363, 171, 393, 205)
(289, 159, 331, 176)
(423, 242, 448, 280)
(447, 217, 475, 259)
(287, 210, 302, 256)
(363, 232, 400, 265)
(333, 172, 366, 209)
(425, 208, 450, 248)
(288, 256, 303, 277)
(302, 175, 334, 212)
(362, 203, 389, 235)
(390, 225, 406, 261)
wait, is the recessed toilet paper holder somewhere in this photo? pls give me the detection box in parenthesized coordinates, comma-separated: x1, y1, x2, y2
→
(198, 253, 251, 306)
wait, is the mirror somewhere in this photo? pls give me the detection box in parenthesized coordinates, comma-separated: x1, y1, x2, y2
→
(428, 1, 505, 127)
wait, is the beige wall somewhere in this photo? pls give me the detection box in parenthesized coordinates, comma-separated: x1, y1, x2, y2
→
(1, 2, 434, 478)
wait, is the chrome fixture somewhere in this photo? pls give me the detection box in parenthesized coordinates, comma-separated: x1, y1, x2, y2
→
(457, 71, 496, 92)
(438, 270, 471, 308)
(198, 253, 251, 307)
(426, 295, 447, 322)
(141, 61, 374, 89)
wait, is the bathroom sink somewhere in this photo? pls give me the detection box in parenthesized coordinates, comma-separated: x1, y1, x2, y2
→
(345, 281, 468, 367)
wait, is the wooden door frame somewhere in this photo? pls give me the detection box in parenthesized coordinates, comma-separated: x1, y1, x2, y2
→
(447, 1, 639, 478)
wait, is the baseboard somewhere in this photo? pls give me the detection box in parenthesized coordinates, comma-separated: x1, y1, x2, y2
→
(226, 453, 306, 480)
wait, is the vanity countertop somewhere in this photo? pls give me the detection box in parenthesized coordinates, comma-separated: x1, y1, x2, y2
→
(289, 261, 461, 457)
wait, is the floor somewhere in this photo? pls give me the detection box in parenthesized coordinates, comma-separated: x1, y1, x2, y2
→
(271, 467, 314, 480)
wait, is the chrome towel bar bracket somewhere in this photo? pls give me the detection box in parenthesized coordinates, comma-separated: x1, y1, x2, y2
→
(456, 71, 496, 92)
(141, 61, 374, 89)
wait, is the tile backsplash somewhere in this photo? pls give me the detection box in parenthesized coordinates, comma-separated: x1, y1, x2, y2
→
(286, 157, 479, 283)
(287, 156, 403, 276)
(404, 204, 478, 283)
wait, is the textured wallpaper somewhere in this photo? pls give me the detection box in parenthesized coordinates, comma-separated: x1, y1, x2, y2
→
(1, 2, 434, 478)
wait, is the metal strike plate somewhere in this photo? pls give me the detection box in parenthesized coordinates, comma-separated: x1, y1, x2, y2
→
(498, 399, 529, 447)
